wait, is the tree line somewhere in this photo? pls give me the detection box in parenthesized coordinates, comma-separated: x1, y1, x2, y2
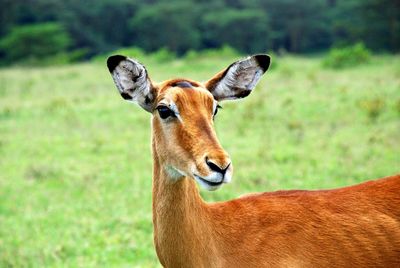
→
(0, 0, 399, 65)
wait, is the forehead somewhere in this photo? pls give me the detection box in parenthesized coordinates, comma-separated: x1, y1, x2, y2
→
(157, 79, 215, 106)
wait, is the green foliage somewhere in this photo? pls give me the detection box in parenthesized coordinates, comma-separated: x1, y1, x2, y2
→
(202, 9, 270, 53)
(94, 45, 239, 64)
(130, 2, 201, 55)
(57, 0, 138, 54)
(0, 55, 399, 266)
(149, 48, 177, 63)
(331, 0, 400, 52)
(92, 47, 176, 64)
(0, 22, 71, 64)
(263, 0, 332, 52)
(0, 0, 399, 66)
(322, 43, 371, 69)
(184, 45, 240, 60)
(21, 49, 89, 66)
(92, 47, 146, 63)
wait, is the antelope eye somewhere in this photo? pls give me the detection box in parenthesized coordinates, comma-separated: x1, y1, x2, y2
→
(157, 106, 175, 119)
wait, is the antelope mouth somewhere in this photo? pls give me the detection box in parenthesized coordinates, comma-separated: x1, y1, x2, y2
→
(193, 174, 224, 190)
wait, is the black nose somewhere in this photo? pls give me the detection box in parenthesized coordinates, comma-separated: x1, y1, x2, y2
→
(206, 157, 230, 175)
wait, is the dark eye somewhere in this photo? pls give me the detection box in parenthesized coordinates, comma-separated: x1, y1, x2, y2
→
(213, 104, 222, 118)
(157, 106, 175, 119)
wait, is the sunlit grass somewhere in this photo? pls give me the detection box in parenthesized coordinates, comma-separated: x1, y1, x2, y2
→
(0, 54, 399, 267)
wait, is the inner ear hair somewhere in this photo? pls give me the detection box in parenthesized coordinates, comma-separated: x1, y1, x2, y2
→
(205, 54, 270, 101)
(107, 55, 157, 112)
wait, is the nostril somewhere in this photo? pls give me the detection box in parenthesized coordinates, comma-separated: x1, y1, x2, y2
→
(206, 157, 231, 175)
(206, 159, 222, 173)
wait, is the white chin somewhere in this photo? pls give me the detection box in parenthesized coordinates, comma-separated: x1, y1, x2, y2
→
(194, 176, 222, 191)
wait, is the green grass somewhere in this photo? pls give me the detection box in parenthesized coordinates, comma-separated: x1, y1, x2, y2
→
(0, 54, 399, 267)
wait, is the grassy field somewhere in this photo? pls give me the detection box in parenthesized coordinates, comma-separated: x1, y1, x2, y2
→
(0, 54, 399, 267)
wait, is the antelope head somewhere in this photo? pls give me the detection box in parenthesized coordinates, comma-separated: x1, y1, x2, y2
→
(107, 55, 270, 191)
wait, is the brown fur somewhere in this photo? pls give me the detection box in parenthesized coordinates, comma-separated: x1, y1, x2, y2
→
(149, 82, 400, 268)
(107, 56, 400, 267)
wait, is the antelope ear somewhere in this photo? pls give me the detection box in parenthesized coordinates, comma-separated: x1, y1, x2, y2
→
(107, 55, 157, 112)
(205, 54, 270, 101)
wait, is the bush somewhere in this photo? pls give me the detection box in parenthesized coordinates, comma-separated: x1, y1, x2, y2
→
(149, 48, 176, 63)
(202, 9, 270, 54)
(92, 47, 146, 63)
(34, 49, 88, 66)
(92, 47, 177, 64)
(0, 23, 71, 65)
(184, 45, 240, 61)
(130, 2, 200, 55)
(322, 43, 371, 69)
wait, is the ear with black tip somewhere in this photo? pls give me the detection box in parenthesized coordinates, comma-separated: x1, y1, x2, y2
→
(107, 55, 157, 112)
(205, 54, 271, 101)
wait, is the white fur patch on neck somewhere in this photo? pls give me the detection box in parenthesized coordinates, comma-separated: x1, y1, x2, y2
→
(165, 166, 186, 180)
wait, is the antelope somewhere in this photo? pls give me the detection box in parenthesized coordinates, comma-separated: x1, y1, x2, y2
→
(107, 54, 400, 267)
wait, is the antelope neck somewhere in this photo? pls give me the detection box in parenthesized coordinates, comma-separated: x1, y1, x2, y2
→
(151, 141, 218, 267)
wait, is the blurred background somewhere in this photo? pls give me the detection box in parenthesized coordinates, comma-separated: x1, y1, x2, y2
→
(0, 0, 399, 267)
(0, 0, 399, 65)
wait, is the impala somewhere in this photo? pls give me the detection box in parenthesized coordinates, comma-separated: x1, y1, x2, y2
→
(107, 54, 400, 267)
